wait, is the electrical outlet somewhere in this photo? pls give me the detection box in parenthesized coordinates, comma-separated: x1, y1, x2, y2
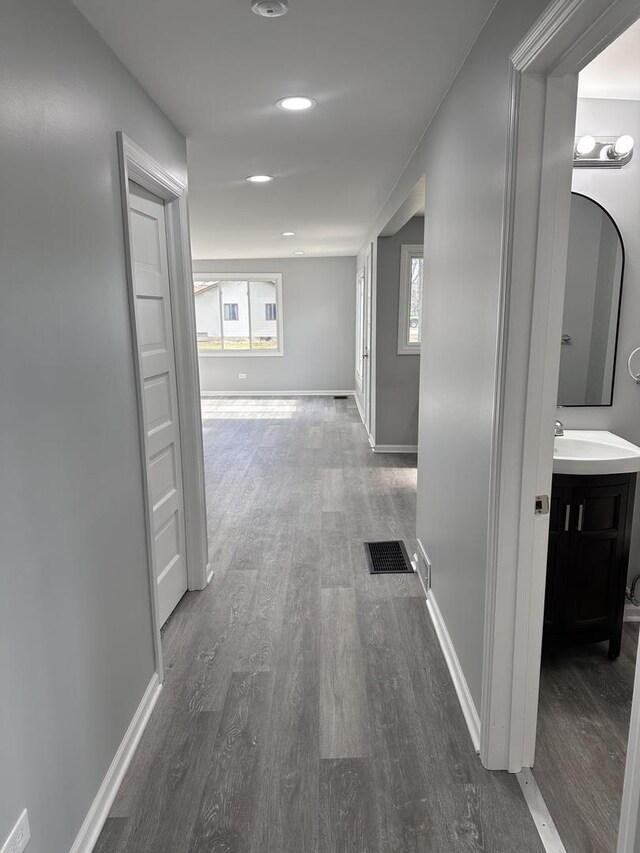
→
(238, 373, 247, 379)
(1, 810, 30, 853)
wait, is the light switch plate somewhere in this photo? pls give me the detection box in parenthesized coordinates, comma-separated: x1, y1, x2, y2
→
(238, 373, 247, 379)
(1, 809, 30, 853)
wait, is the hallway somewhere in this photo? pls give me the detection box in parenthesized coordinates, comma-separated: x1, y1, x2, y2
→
(95, 396, 543, 853)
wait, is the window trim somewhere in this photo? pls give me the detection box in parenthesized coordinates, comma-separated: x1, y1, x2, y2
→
(193, 273, 284, 357)
(397, 244, 423, 355)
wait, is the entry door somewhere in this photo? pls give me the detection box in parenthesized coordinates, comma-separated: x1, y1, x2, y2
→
(129, 182, 188, 626)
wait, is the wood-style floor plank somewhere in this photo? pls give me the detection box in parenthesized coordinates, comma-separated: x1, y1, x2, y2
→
(95, 396, 545, 853)
(320, 587, 370, 758)
(121, 711, 219, 853)
(93, 818, 129, 853)
(320, 758, 378, 853)
(189, 672, 273, 853)
(534, 625, 639, 853)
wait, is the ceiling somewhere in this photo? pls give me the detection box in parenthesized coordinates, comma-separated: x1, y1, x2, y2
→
(578, 18, 640, 101)
(73, 0, 497, 259)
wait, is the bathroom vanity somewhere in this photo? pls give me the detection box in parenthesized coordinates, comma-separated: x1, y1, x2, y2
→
(545, 431, 640, 658)
(545, 470, 635, 659)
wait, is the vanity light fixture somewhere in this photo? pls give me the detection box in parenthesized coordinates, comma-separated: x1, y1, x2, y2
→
(573, 134, 634, 168)
(277, 96, 317, 112)
(246, 174, 274, 183)
(613, 134, 634, 157)
(293, 250, 305, 256)
(281, 231, 296, 236)
(575, 135, 596, 155)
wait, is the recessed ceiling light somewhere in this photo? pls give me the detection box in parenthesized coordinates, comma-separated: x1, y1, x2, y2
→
(293, 250, 305, 256)
(277, 96, 317, 112)
(246, 174, 274, 183)
(251, 0, 288, 17)
(281, 231, 296, 236)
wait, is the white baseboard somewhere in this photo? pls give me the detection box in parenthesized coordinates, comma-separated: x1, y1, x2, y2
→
(413, 555, 429, 598)
(415, 539, 432, 591)
(371, 444, 418, 454)
(426, 590, 481, 753)
(354, 391, 366, 426)
(368, 433, 375, 450)
(416, 539, 431, 569)
(69, 674, 162, 853)
(201, 390, 355, 398)
(625, 603, 640, 622)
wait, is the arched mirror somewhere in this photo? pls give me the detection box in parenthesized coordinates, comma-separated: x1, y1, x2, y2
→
(558, 192, 625, 407)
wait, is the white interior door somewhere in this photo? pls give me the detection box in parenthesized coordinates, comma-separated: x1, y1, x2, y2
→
(363, 246, 373, 433)
(355, 269, 365, 398)
(129, 182, 188, 626)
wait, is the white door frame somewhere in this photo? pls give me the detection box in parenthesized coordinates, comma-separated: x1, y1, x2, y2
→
(117, 133, 210, 679)
(355, 267, 365, 406)
(482, 0, 640, 845)
(365, 242, 376, 442)
(355, 244, 375, 439)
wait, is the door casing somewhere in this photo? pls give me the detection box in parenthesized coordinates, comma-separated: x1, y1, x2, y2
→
(117, 133, 210, 680)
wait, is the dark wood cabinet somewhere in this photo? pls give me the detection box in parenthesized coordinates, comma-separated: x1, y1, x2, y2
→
(544, 472, 636, 659)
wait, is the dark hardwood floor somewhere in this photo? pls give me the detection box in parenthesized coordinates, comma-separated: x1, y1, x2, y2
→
(534, 624, 640, 853)
(95, 396, 544, 853)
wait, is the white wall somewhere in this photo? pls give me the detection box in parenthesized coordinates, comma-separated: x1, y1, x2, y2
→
(558, 97, 640, 584)
(0, 1, 187, 851)
(357, 0, 551, 710)
(193, 257, 356, 394)
(375, 217, 423, 446)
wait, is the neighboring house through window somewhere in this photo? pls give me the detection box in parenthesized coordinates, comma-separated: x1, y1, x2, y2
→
(193, 274, 284, 355)
(397, 244, 424, 354)
(223, 303, 239, 321)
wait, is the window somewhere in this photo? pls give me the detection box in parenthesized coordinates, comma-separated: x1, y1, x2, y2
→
(224, 303, 239, 321)
(397, 244, 424, 354)
(193, 274, 283, 356)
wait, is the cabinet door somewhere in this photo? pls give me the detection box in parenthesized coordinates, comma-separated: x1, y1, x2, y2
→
(565, 482, 630, 633)
(544, 486, 573, 629)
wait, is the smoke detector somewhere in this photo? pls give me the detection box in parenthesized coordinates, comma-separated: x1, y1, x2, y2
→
(251, 0, 289, 17)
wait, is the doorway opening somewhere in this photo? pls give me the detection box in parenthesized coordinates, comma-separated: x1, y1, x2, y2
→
(530, 23, 640, 853)
(478, 5, 640, 852)
(355, 176, 426, 457)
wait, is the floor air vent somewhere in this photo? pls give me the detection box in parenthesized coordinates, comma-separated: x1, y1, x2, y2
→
(364, 540, 414, 574)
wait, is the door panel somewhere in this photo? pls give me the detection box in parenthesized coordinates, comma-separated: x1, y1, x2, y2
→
(129, 183, 188, 626)
(355, 270, 364, 396)
(566, 481, 629, 634)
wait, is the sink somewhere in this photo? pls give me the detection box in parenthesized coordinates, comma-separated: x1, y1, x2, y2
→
(553, 430, 640, 475)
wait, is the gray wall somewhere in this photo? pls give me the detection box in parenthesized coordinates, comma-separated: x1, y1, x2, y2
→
(559, 97, 640, 585)
(193, 257, 356, 395)
(357, 0, 550, 710)
(375, 217, 423, 446)
(0, 1, 187, 851)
